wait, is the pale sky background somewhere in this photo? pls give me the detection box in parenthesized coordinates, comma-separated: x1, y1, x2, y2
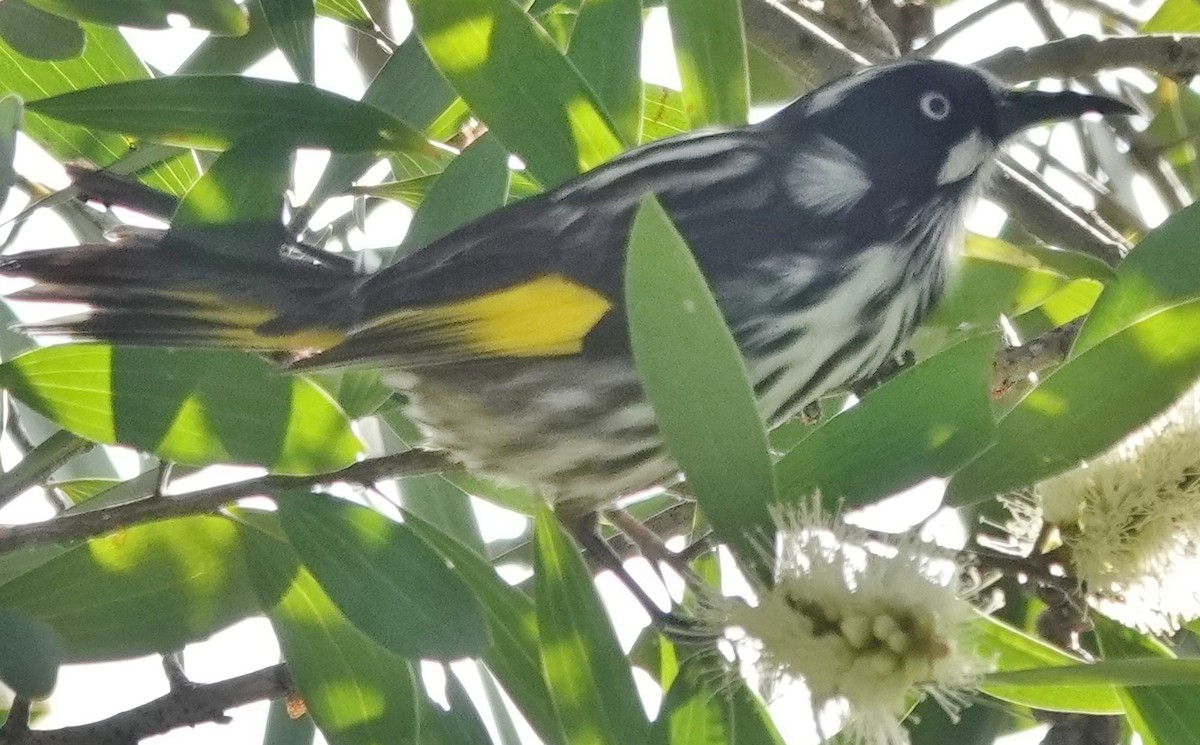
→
(0, 0, 1162, 743)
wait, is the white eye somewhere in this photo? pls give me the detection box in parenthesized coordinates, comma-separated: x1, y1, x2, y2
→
(919, 91, 951, 121)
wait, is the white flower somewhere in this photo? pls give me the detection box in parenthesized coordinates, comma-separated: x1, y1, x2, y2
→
(712, 504, 986, 745)
(1034, 382, 1200, 632)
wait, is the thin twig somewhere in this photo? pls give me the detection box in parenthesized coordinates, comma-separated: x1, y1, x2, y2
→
(0, 664, 292, 745)
(979, 34, 1200, 84)
(916, 0, 1023, 57)
(0, 449, 456, 553)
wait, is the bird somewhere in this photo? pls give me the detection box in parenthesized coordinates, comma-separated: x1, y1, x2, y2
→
(1, 60, 1131, 610)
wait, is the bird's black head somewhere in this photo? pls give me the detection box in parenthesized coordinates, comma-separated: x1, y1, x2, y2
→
(767, 60, 1134, 212)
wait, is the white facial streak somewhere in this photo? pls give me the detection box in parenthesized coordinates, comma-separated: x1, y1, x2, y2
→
(937, 129, 993, 185)
(786, 135, 873, 216)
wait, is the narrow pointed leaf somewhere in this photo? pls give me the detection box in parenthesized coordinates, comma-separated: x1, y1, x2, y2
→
(947, 299, 1200, 504)
(649, 654, 784, 745)
(0, 516, 258, 661)
(1076, 200, 1200, 352)
(626, 195, 775, 575)
(22, 0, 248, 34)
(401, 133, 511, 253)
(0, 23, 198, 195)
(314, 0, 372, 27)
(242, 526, 421, 745)
(404, 510, 565, 745)
(665, 0, 749, 127)
(0, 344, 362, 474)
(535, 506, 649, 745)
(27, 76, 432, 153)
(975, 614, 1122, 714)
(408, 0, 624, 185)
(262, 0, 315, 84)
(0, 1, 83, 60)
(567, 0, 642, 144)
(776, 332, 997, 509)
(172, 131, 292, 232)
(276, 492, 489, 660)
(1095, 614, 1200, 745)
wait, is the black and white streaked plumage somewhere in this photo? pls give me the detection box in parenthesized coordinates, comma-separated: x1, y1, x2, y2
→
(1, 60, 1133, 522)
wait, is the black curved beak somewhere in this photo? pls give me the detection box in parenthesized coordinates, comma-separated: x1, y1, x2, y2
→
(996, 88, 1136, 139)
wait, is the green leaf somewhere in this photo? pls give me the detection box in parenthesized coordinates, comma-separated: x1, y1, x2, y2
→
(178, 0, 277, 74)
(927, 235, 1090, 329)
(649, 654, 784, 745)
(408, 0, 624, 185)
(0, 23, 198, 195)
(275, 492, 489, 660)
(983, 660, 1200, 688)
(401, 133, 511, 253)
(0, 516, 258, 661)
(641, 84, 690, 143)
(27, 76, 433, 153)
(665, 0, 749, 127)
(534, 506, 649, 745)
(776, 332, 997, 510)
(419, 675, 494, 745)
(946, 299, 1200, 504)
(1095, 614, 1200, 745)
(567, 0, 642, 144)
(0, 95, 20, 214)
(171, 131, 292, 231)
(314, 0, 372, 27)
(403, 511, 565, 745)
(0, 608, 62, 699)
(241, 525, 421, 745)
(1143, 0, 1200, 32)
(310, 34, 458, 203)
(626, 195, 775, 575)
(1076, 200, 1200, 353)
(974, 615, 1123, 714)
(262, 0, 315, 84)
(0, 1, 83, 61)
(264, 698, 317, 745)
(22, 0, 248, 34)
(0, 344, 362, 475)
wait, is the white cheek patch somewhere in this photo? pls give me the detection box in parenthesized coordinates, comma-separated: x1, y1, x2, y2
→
(937, 128, 993, 185)
(786, 135, 872, 216)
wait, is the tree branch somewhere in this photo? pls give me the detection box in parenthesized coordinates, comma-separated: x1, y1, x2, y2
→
(0, 449, 456, 553)
(979, 33, 1200, 84)
(0, 664, 293, 745)
(991, 319, 1083, 395)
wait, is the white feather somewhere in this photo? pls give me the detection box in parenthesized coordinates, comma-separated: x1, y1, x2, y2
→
(785, 136, 872, 216)
(937, 129, 993, 185)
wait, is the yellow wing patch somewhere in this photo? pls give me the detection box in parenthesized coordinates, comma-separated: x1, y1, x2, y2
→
(173, 290, 344, 352)
(364, 273, 612, 358)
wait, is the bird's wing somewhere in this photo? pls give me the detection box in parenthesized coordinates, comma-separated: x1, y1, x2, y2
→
(293, 128, 784, 370)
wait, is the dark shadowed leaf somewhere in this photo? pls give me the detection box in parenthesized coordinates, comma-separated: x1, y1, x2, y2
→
(626, 195, 776, 576)
(0, 344, 361, 474)
(27, 76, 433, 153)
(0, 608, 62, 699)
(178, 0, 276, 74)
(400, 134, 511, 253)
(22, 0, 248, 34)
(0, 516, 258, 661)
(276, 492, 489, 660)
(535, 506, 649, 745)
(0, 1, 83, 60)
(408, 0, 624, 185)
(261, 0, 315, 83)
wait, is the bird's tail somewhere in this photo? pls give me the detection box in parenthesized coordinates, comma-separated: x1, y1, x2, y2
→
(0, 234, 355, 354)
